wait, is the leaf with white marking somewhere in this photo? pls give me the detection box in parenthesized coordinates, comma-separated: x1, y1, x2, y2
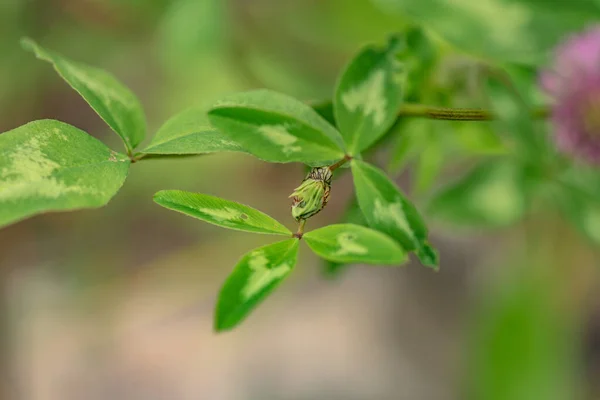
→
(22, 38, 147, 153)
(153, 190, 291, 235)
(142, 107, 244, 155)
(215, 239, 299, 331)
(322, 199, 368, 277)
(305, 224, 407, 265)
(334, 35, 404, 154)
(351, 159, 438, 269)
(208, 89, 346, 165)
(0, 120, 130, 228)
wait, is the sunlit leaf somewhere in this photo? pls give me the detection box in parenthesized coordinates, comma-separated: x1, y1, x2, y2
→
(215, 239, 299, 331)
(334, 35, 404, 154)
(153, 190, 291, 236)
(305, 223, 407, 265)
(22, 38, 147, 152)
(208, 89, 346, 165)
(0, 120, 130, 228)
(142, 107, 244, 155)
(351, 159, 438, 268)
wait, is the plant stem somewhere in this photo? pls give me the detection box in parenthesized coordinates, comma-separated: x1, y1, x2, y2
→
(329, 155, 352, 172)
(130, 153, 146, 163)
(294, 219, 306, 239)
(397, 103, 550, 121)
(310, 99, 550, 122)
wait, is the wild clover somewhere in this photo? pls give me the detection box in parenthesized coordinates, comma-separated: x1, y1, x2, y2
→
(3, 24, 600, 331)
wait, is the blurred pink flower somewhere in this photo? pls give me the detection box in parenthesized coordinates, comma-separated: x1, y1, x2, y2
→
(541, 26, 600, 164)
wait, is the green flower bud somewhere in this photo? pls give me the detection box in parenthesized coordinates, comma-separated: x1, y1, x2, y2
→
(289, 167, 332, 221)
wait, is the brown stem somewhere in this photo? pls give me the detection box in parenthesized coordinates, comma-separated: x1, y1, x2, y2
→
(293, 219, 306, 239)
(328, 155, 352, 172)
(130, 153, 146, 163)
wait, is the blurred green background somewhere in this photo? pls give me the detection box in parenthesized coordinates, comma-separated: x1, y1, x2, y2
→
(1, 0, 599, 399)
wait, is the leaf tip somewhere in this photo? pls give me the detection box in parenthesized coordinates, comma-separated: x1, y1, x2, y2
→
(205, 106, 227, 121)
(20, 37, 52, 62)
(152, 190, 170, 205)
(213, 304, 237, 333)
(213, 318, 229, 333)
(417, 243, 439, 270)
(20, 36, 35, 50)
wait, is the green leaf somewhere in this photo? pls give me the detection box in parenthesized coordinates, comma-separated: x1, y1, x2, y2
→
(322, 199, 367, 277)
(351, 159, 438, 268)
(334, 35, 404, 154)
(208, 89, 346, 165)
(215, 239, 299, 331)
(21, 38, 147, 152)
(309, 100, 337, 128)
(398, 27, 437, 102)
(142, 107, 244, 155)
(305, 224, 407, 265)
(153, 190, 291, 235)
(0, 120, 130, 228)
(373, 0, 600, 65)
(428, 160, 530, 227)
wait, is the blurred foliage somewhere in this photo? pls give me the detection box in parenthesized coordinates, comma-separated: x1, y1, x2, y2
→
(428, 159, 533, 228)
(373, 0, 600, 65)
(1, 0, 600, 398)
(465, 245, 583, 400)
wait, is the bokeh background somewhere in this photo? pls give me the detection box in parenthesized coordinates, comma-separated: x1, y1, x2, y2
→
(1, 0, 599, 399)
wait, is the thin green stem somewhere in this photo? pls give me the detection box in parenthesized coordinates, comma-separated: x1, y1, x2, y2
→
(309, 100, 550, 122)
(125, 145, 135, 160)
(398, 103, 550, 121)
(293, 219, 306, 239)
(130, 153, 146, 163)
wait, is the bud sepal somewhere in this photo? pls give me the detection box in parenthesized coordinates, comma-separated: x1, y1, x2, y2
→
(290, 167, 332, 221)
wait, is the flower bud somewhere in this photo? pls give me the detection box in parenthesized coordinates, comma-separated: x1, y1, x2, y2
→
(289, 167, 332, 221)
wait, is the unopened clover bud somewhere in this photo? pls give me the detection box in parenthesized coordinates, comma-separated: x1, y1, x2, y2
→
(289, 167, 332, 221)
(540, 25, 600, 164)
